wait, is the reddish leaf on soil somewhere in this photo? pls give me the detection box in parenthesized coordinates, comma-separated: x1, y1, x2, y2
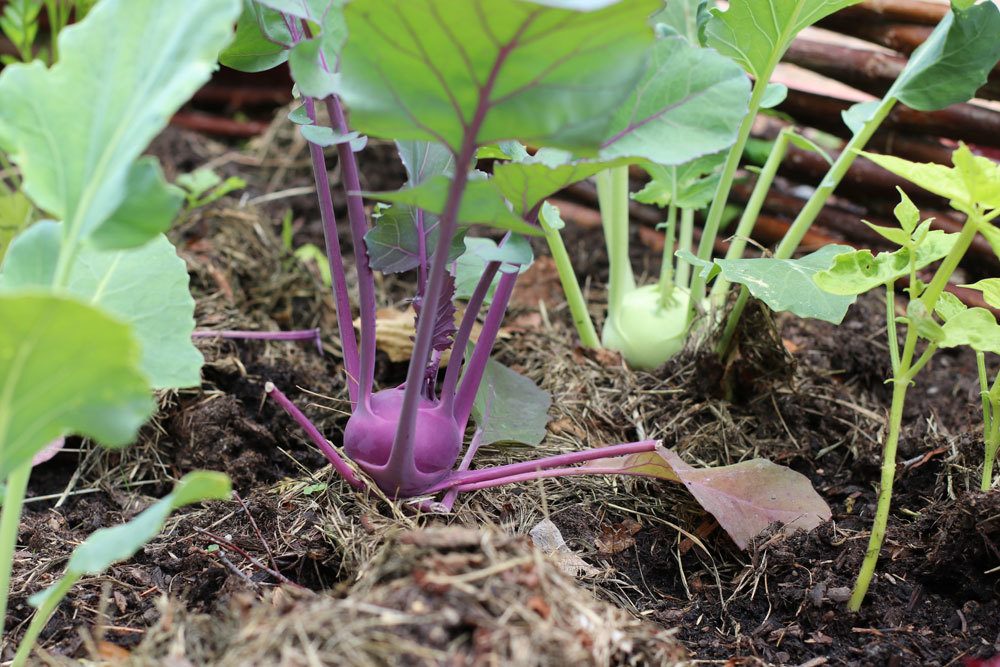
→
(586, 446, 831, 549)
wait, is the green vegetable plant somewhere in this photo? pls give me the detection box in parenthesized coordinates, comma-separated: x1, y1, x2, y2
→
(0, 0, 240, 653)
(540, 0, 999, 370)
(811, 144, 1000, 611)
(0, 0, 96, 65)
(711, 0, 1000, 356)
(219, 0, 831, 546)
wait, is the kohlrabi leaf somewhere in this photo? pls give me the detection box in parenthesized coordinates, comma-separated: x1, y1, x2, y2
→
(29, 472, 231, 608)
(0, 0, 241, 250)
(652, 0, 709, 44)
(366, 177, 541, 236)
(493, 154, 631, 215)
(939, 307, 1000, 354)
(705, 0, 860, 79)
(454, 235, 533, 301)
(634, 152, 726, 209)
(219, 2, 292, 73)
(885, 1, 1000, 112)
(842, 100, 881, 135)
(0, 293, 154, 479)
(365, 204, 465, 274)
(813, 230, 958, 296)
(599, 36, 750, 165)
(585, 446, 831, 549)
(979, 222, 1000, 261)
(860, 145, 1000, 215)
(1, 223, 203, 389)
(962, 278, 1000, 309)
(470, 355, 551, 446)
(91, 158, 185, 250)
(714, 245, 858, 323)
(413, 272, 457, 353)
(299, 125, 367, 151)
(397, 140, 456, 185)
(760, 83, 789, 109)
(288, 18, 343, 100)
(339, 0, 658, 153)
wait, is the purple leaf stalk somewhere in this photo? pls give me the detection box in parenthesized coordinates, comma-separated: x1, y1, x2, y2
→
(263, 11, 662, 506)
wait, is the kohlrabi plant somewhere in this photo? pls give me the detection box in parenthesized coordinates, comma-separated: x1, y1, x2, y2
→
(810, 144, 1000, 611)
(220, 0, 831, 545)
(0, 0, 240, 653)
(541, 0, 999, 369)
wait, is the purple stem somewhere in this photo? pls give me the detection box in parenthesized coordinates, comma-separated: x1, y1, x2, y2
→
(323, 96, 377, 408)
(439, 260, 501, 411)
(192, 328, 324, 355)
(303, 97, 361, 405)
(453, 269, 518, 431)
(415, 209, 428, 294)
(437, 427, 486, 512)
(387, 149, 475, 484)
(427, 440, 658, 494)
(449, 464, 656, 493)
(264, 382, 364, 489)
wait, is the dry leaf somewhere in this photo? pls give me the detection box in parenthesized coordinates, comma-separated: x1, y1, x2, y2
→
(529, 518, 600, 577)
(586, 446, 831, 549)
(595, 519, 642, 555)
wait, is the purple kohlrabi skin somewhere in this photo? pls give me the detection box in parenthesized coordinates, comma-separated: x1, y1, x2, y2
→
(343, 386, 462, 497)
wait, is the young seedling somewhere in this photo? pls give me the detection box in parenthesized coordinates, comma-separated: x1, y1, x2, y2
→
(0, 0, 239, 646)
(10, 473, 230, 667)
(812, 144, 1000, 610)
(223, 0, 830, 550)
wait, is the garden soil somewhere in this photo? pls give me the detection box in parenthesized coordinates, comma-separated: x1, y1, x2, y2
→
(2, 123, 998, 667)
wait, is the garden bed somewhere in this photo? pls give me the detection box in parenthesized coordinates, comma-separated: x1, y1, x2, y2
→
(3, 124, 998, 666)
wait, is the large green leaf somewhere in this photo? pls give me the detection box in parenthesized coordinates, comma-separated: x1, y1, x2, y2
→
(470, 355, 551, 446)
(714, 245, 857, 323)
(861, 145, 1000, 215)
(366, 177, 542, 236)
(220, 1, 292, 73)
(0, 293, 154, 479)
(814, 231, 958, 296)
(886, 2, 1000, 111)
(599, 36, 750, 164)
(339, 0, 658, 153)
(0, 0, 241, 250)
(1, 223, 203, 389)
(29, 472, 231, 607)
(705, 0, 860, 78)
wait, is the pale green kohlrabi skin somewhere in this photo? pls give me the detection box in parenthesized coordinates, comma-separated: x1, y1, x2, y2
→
(602, 283, 691, 370)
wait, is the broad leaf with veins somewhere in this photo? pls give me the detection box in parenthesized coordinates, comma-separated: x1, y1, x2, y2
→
(339, 0, 658, 153)
(1, 222, 203, 389)
(705, 0, 860, 78)
(599, 36, 750, 165)
(0, 0, 240, 250)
